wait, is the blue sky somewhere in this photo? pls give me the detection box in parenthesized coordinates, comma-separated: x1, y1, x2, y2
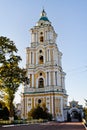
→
(0, 0, 87, 106)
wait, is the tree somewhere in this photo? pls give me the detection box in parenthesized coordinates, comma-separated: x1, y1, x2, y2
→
(0, 102, 9, 120)
(0, 36, 26, 121)
(0, 36, 17, 64)
(83, 108, 87, 121)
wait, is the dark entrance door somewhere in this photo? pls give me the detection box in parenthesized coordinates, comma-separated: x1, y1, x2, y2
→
(71, 110, 79, 122)
(67, 110, 82, 122)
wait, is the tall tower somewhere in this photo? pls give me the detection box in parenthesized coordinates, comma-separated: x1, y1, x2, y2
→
(21, 9, 68, 121)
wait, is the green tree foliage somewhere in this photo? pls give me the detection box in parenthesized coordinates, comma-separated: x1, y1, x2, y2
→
(83, 108, 87, 121)
(28, 105, 52, 121)
(0, 102, 9, 120)
(0, 36, 17, 64)
(0, 36, 26, 120)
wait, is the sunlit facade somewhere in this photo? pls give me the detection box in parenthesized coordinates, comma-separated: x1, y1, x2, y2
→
(21, 9, 68, 121)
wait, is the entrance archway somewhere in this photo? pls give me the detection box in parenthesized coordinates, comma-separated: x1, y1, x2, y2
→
(67, 107, 82, 122)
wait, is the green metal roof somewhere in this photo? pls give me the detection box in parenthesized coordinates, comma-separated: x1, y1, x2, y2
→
(39, 9, 50, 22)
(39, 16, 49, 21)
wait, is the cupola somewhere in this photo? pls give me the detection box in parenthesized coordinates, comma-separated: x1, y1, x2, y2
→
(36, 9, 51, 26)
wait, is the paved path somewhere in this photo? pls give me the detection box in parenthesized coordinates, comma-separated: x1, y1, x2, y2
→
(0, 122, 86, 130)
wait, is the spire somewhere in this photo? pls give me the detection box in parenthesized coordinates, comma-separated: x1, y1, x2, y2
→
(40, 9, 47, 17)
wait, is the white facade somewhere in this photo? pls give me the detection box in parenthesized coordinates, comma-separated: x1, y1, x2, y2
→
(21, 9, 68, 121)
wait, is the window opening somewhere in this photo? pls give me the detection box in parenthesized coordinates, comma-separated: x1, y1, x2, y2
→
(40, 32, 43, 35)
(40, 36, 44, 42)
(39, 55, 44, 64)
(40, 73, 42, 76)
(38, 99, 41, 104)
(39, 50, 42, 53)
(38, 78, 44, 88)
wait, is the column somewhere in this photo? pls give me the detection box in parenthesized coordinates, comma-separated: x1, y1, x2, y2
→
(31, 34, 34, 42)
(46, 72, 47, 87)
(47, 72, 49, 86)
(45, 31, 47, 41)
(44, 51, 46, 64)
(57, 71, 60, 86)
(47, 50, 49, 61)
(32, 52, 34, 64)
(57, 71, 58, 86)
(32, 74, 34, 87)
(53, 71, 55, 86)
(58, 71, 61, 86)
(36, 52, 38, 65)
(30, 52, 33, 64)
(25, 96, 27, 119)
(49, 49, 50, 62)
(30, 52, 31, 64)
(62, 75, 65, 90)
(34, 33, 36, 42)
(36, 33, 38, 42)
(36, 78, 38, 88)
(26, 53, 28, 65)
(51, 95, 54, 115)
(60, 97, 64, 121)
(49, 71, 51, 86)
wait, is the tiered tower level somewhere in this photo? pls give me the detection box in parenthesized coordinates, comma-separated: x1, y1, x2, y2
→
(21, 9, 68, 121)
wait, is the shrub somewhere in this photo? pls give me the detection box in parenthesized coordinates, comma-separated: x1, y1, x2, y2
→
(28, 105, 52, 121)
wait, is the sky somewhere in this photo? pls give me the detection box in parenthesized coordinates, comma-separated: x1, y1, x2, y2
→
(0, 0, 87, 107)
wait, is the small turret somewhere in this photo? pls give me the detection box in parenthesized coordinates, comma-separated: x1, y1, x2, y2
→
(36, 9, 51, 26)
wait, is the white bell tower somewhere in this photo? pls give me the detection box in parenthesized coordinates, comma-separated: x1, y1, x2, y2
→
(21, 9, 68, 121)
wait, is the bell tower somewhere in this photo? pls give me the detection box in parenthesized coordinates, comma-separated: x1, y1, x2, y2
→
(21, 9, 68, 121)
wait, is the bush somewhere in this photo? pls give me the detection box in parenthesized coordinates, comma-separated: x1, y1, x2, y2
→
(28, 105, 52, 121)
(83, 108, 87, 121)
(0, 105, 9, 120)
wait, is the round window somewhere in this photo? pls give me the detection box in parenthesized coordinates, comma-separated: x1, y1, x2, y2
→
(39, 50, 42, 53)
(38, 99, 41, 104)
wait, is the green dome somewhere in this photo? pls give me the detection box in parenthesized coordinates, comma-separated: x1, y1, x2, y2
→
(39, 16, 49, 21)
(36, 9, 51, 26)
(39, 9, 50, 22)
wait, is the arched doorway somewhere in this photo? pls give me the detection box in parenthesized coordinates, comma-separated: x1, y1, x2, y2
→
(38, 78, 44, 88)
(68, 107, 82, 122)
(71, 110, 79, 121)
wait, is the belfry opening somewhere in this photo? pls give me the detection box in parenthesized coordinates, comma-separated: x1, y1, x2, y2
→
(38, 78, 44, 88)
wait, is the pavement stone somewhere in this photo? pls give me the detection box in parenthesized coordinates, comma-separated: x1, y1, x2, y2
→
(0, 122, 86, 130)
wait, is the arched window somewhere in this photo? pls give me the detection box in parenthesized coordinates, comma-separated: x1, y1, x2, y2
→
(38, 78, 44, 88)
(39, 55, 44, 64)
(40, 36, 44, 42)
(40, 32, 43, 35)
